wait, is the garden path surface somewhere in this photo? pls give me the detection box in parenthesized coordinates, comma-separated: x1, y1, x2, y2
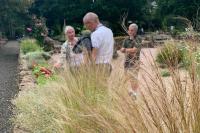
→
(0, 41, 19, 133)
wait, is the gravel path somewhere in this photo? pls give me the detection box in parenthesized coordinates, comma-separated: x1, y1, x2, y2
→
(0, 41, 19, 133)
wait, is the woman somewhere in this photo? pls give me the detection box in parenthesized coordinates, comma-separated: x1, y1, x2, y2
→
(54, 26, 84, 68)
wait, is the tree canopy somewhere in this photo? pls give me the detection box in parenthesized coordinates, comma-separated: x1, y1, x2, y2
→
(0, 0, 34, 38)
(30, 0, 148, 35)
(1, 0, 200, 38)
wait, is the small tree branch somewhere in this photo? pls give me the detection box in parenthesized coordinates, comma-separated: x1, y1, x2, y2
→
(120, 11, 128, 34)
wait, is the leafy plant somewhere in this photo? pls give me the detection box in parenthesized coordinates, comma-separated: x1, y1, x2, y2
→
(24, 51, 51, 60)
(32, 64, 56, 86)
(156, 41, 186, 67)
(195, 50, 200, 76)
(161, 69, 170, 77)
(23, 51, 51, 69)
(20, 39, 41, 54)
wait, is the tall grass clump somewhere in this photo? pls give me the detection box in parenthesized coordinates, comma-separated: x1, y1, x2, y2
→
(13, 64, 117, 132)
(20, 38, 41, 54)
(183, 48, 200, 77)
(138, 49, 200, 133)
(156, 41, 187, 67)
(176, 41, 200, 76)
(13, 46, 200, 132)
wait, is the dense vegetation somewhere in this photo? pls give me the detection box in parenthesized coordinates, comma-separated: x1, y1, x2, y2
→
(11, 1, 200, 132)
(14, 39, 200, 132)
(1, 0, 200, 38)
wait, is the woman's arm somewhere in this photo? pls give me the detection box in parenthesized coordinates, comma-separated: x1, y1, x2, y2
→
(54, 43, 67, 68)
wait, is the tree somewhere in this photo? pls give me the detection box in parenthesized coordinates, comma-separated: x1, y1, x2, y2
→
(29, 0, 149, 35)
(0, 0, 34, 38)
(155, 0, 200, 30)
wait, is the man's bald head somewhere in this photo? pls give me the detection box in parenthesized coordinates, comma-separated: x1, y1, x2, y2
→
(83, 12, 100, 31)
(83, 12, 100, 23)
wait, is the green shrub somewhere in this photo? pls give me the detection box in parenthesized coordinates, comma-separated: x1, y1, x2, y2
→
(23, 51, 50, 69)
(20, 39, 41, 54)
(160, 69, 170, 77)
(35, 75, 57, 86)
(32, 64, 57, 86)
(156, 41, 187, 66)
(170, 29, 181, 37)
(183, 50, 200, 76)
(24, 51, 51, 60)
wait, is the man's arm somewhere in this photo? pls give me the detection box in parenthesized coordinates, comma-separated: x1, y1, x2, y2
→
(126, 37, 142, 54)
(120, 39, 137, 53)
(91, 33, 101, 62)
(54, 43, 66, 68)
(91, 48, 98, 62)
(125, 47, 137, 53)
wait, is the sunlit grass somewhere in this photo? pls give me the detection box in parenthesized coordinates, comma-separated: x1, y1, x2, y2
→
(13, 41, 200, 132)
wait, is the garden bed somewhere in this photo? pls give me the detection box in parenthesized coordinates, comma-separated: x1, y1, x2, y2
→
(14, 37, 200, 132)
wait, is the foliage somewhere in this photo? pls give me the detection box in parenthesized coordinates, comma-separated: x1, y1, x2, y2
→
(1, 0, 200, 38)
(178, 31, 200, 42)
(182, 48, 200, 76)
(13, 65, 111, 132)
(24, 52, 51, 69)
(157, 40, 200, 77)
(0, 0, 34, 38)
(20, 39, 41, 54)
(32, 64, 56, 86)
(13, 55, 200, 132)
(29, 0, 149, 35)
(29, 15, 48, 44)
(156, 0, 200, 31)
(156, 41, 186, 66)
(160, 69, 170, 77)
(24, 51, 51, 60)
(12, 88, 60, 132)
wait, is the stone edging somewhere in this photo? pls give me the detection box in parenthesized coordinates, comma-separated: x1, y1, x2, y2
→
(18, 53, 36, 91)
(14, 53, 36, 133)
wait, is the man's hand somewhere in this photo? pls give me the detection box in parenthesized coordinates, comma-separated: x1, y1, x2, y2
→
(92, 48, 98, 62)
(126, 47, 137, 53)
(54, 62, 61, 68)
(120, 48, 126, 53)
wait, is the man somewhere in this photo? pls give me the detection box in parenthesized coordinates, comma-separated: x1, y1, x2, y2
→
(83, 12, 114, 75)
(120, 23, 141, 99)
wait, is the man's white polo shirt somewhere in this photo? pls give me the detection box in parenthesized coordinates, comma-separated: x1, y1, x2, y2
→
(91, 24, 114, 64)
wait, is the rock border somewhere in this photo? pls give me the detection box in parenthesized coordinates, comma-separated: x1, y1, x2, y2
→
(14, 52, 36, 133)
